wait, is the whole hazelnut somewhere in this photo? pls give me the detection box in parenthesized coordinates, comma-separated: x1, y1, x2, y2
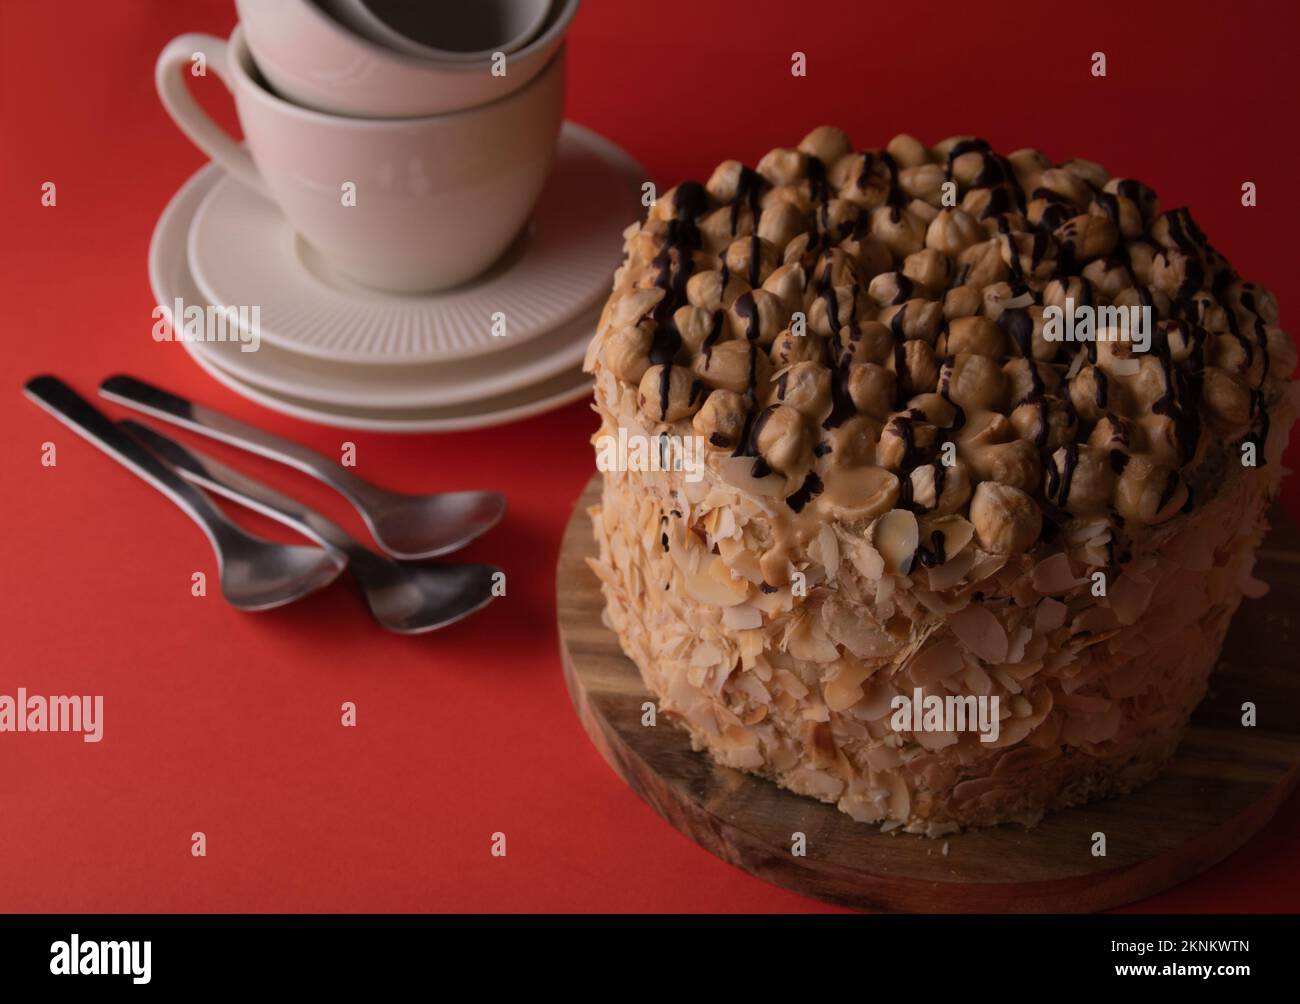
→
(672, 305, 718, 358)
(981, 439, 1041, 493)
(725, 235, 780, 288)
(1114, 456, 1187, 526)
(1103, 177, 1158, 224)
(820, 414, 883, 467)
(1010, 396, 1075, 451)
(770, 328, 818, 368)
(910, 458, 973, 515)
(878, 299, 944, 343)
(888, 338, 941, 397)
(999, 230, 1058, 283)
(905, 392, 958, 428)
(868, 270, 913, 308)
(957, 239, 1011, 287)
(1090, 193, 1145, 240)
(755, 404, 812, 475)
(1088, 413, 1136, 453)
(943, 285, 984, 320)
(637, 364, 703, 423)
(1006, 148, 1051, 192)
(926, 208, 983, 256)
(726, 289, 789, 346)
(840, 231, 893, 278)
(1054, 214, 1118, 263)
(876, 412, 937, 470)
(870, 204, 928, 258)
(1149, 248, 1204, 300)
(1201, 365, 1251, 437)
(798, 125, 853, 167)
(941, 352, 1007, 411)
(773, 360, 833, 421)
(1035, 167, 1092, 208)
(686, 268, 748, 313)
(603, 324, 653, 385)
(1003, 357, 1061, 404)
(756, 200, 807, 252)
(902, 248, 953, 294)
(970, 482, 1042, 555)
(1045, 444, 1115, 516)
(693, 389, 748, 451)
(1137, 413, 1189, 468)
(836, 320, 894, 367)
(814, 248, 862, 290)
(756, 147, 808, 187)
(898, 163, 947, 204)
(763, 183, 813, 215)
(1061, 157, 1110, 189)
(886, 133, 930, 169)
(705, 160, 753, 203)
(762, 262, 807, 313)
(945, 315, 1006, 358)
(699, 205, 751, 254)
(847, 362, 895, 418)
(1068, 364, 1118, 424)
(692, 338, 772, 395)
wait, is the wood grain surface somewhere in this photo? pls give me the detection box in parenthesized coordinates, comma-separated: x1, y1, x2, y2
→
(557, 473, 1300, 912)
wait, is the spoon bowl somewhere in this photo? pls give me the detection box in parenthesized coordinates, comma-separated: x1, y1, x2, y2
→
(123, 419, 501, 634)
(216, 527, 348, 611)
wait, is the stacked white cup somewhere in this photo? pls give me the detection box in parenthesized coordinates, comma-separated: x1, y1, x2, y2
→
(157, 1, 578, 293)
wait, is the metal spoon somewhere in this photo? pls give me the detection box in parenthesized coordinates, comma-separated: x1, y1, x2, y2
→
(23, 376, 345, 611)
(100, 374, 507, 560)
(122, 420, 501, 634)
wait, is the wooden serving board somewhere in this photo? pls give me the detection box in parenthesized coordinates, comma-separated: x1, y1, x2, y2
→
(557, 473, 1300, 912)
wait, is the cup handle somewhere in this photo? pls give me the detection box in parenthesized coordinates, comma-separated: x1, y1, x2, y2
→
(155, 33, 266, 196)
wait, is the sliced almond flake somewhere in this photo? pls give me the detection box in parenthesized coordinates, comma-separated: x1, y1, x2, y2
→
(722, 603, 763, 630)
(1031, 552, 1085, 594)
(786, 615, 840, 663)
(818, 524, 841, 578)
(847, 538, 886, 580)
(905, 639, 965, 686)
(873, 509, 919, 576)
(1034, 597, 1068, 633)
(949, 604, 1010, 664)
(926, 548, 976, 591)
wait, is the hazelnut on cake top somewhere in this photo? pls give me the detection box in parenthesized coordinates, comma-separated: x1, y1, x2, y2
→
(583, 126, 1297, 834)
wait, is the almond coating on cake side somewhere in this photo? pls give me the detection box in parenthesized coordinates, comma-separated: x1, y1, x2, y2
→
(583, 127, 1298, 834)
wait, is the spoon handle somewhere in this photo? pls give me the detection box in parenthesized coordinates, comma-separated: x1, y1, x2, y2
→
(121, 419, 356, 555)
(23, 376, 238, 549)
(99, 373, 372, 504)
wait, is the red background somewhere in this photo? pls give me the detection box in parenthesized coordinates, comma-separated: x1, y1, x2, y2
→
(1, 0, 1298, 912)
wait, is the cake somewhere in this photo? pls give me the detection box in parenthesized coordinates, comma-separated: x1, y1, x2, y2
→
(582, 126, 1297, 834)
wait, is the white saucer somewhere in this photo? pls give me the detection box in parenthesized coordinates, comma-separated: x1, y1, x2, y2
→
(151, 162, 605, 431)
(187, 122, 641, 366)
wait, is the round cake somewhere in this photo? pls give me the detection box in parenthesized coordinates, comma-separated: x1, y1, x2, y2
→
(582, 126, 1297, 835)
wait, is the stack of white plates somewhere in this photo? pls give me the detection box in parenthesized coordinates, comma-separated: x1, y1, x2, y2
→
(149, 123, 643, 431)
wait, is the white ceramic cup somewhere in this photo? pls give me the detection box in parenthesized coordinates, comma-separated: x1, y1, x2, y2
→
(322, 0, 551, 62)
(155, 26, 565, 293)
(234, 0, 578, 118)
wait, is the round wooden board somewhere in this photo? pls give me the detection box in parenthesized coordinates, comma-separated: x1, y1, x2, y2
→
(557, 473, 1300, 912)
